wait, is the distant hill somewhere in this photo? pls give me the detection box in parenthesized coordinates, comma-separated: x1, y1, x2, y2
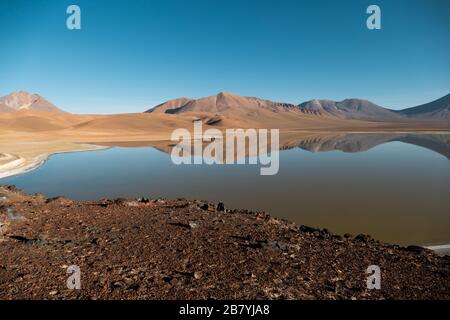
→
(146, 91, 300, 114)
(148, 92, 450, 122)
(0, 91, 65, 113)
(298, 99, 403, 120)
(145, 92, 336, 129)
(395, 94, 450, 120)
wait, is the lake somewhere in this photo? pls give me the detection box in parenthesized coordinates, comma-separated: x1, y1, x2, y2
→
(1, 132, 449, 247)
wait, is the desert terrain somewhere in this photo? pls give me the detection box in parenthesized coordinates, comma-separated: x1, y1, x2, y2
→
(0, 185, 448, 299)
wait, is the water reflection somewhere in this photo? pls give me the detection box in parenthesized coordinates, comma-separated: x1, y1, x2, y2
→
(100, 132, 450, 160)
(280, 132, 450, 159)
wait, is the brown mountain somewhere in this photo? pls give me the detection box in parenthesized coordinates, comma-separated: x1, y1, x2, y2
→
(0, 91, 65, 113)
(148, 92, 450, 122)
(298, 99, 402, 120)
(146, 92, 300, 114)
(396, 93, 450, 120)
(298, 95, 450, 121)
(145, 91, 342, 129)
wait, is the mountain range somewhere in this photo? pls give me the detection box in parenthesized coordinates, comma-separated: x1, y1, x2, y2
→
(147, 91, 450, 121)
(0, 91, 449, 124)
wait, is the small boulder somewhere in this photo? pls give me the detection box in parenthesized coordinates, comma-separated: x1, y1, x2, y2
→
(6, 208, 24, 220)
(354, 234, 372, 242)
(216, 202, 225, 212)
(299, 225, 319, 233)
(188, 222, 199, 229)
(405, 245, 426, 254)
(137, 197, 150, 203)
(45, 196, 74, 206)
(125, 201, 140, 207)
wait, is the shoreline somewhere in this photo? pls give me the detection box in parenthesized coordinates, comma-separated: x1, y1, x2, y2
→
(0, 153, 51, 180)
(0, 144, 108, 180)
(425, 244, 450, 256)
(0, 186, 448, 300)
(1, 176, 448, 254)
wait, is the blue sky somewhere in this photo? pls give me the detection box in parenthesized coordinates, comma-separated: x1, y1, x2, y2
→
(0, 0, 449, 114)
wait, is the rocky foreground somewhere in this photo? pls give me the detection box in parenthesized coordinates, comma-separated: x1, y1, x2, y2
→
(0, 185, 448, 300)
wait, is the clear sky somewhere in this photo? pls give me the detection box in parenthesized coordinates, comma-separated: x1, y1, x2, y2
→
(0, 0, 449, 114)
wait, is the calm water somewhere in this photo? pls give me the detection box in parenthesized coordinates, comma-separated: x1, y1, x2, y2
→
(1, 133, 449, 246)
